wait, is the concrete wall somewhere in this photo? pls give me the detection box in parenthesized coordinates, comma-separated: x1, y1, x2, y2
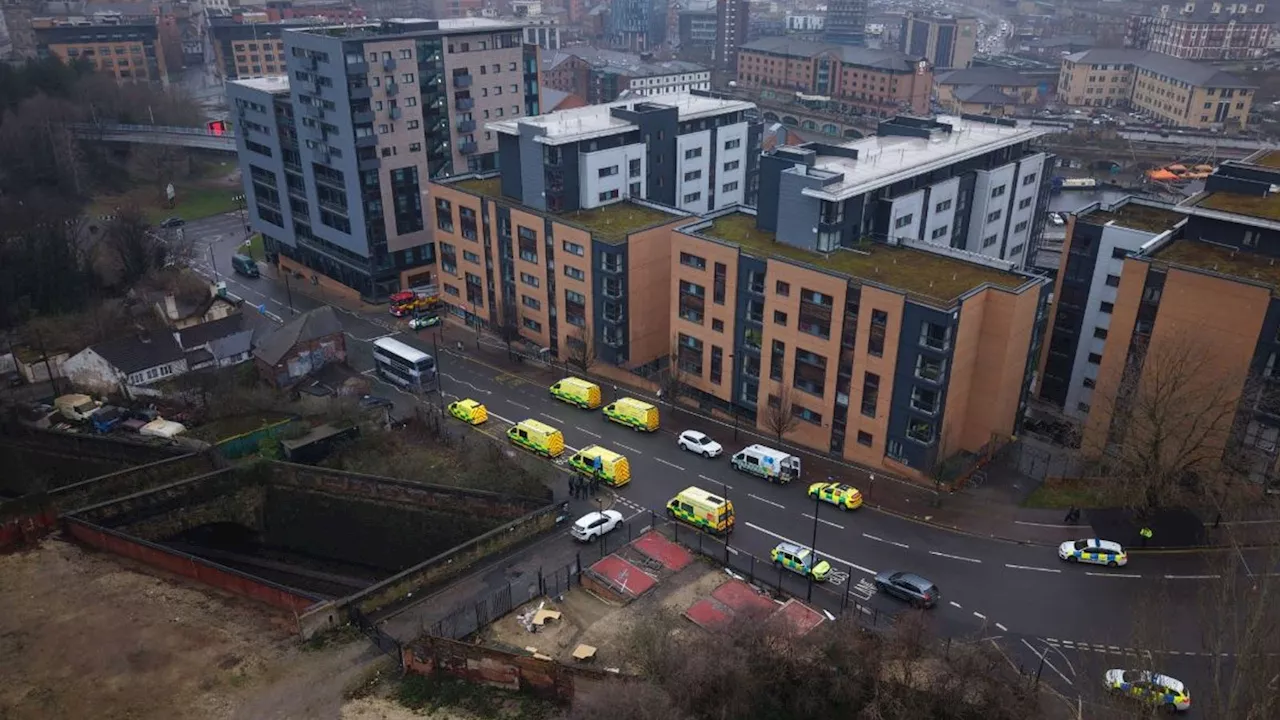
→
(403, 635, 614, 703)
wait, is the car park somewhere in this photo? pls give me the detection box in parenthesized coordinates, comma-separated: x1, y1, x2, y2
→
(1058, 538, 1128, 567)
(807, 481, 863, 510)
(1104, 669, 1191, 712)
(570, 510, 624, 542)
(874, 571, 940, 608)
(677, 430, 723, 458)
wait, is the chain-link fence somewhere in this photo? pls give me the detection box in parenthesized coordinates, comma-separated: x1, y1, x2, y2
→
(427, 557, 583, 641)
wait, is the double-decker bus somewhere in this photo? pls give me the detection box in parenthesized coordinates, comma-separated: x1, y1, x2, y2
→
(372, 337, 436, 391)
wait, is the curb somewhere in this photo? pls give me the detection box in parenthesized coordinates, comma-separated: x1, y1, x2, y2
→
(867, 503, 1058, 548)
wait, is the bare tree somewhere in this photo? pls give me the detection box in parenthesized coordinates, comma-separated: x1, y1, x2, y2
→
(103, 205, 167, 287)
(762, 383, 800, 443)
(659, 335, 691, 404)
(566, 322, 596, 373)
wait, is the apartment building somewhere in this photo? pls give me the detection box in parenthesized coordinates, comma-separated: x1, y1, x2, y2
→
(33, 14, 167, 83)
(1044, 153, 1280, 486)
(607, 0, 667, 52)
(824, 0, 867, 47)
(678, 8, 717, 65)
(1057, 48, 1255, 129)
(542, 48, 711, 104)
(715, 0, 748, 76)
(736, 37, 932, 116)
(1126, 2, 1276, 60)
(210, 17, 293, 80)
(227, 18, 541, 302)
(899, 12, 977, 70)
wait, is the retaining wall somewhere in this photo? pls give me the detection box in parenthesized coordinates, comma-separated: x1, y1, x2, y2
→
(403, 635, 614, 704)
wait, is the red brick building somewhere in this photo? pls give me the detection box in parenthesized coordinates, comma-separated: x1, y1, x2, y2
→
(1126, 4, 1276, 60)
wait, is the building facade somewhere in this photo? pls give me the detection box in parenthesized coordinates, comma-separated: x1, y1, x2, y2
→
(715, 0, 748, 76)
(210, 17, 295, 81)
(33, 14, 167, 83)
(677, 9, 717, 65)
(1126, 3, 1276, 60)
(935, 67, 1041, 116)
(227, 18, 541, 302)
(899, 12, 977, 70)
(1057, 48, 1255, 129)
(543, 48, 710, 104)
(736, 37, 933, 116)
(607, 0, 666, 52)
(823, 0, 867, 47)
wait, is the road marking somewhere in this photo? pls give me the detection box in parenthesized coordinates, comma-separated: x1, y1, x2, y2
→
(863, 533, 910, 549)
(539, 412, 565, 424)
(949, 601, 963, 609)
(749, 494, 786, 510)
(699, 474, 730, 489)
(1021, 638, 1073, 686)
(1163, 574, 1221, 580)
(1005, 564, 1062, 574)
(575, 426, 602, 439)
(509, 401, 530, 410)
(1086, 572, 1141, 578)
(996, 623, 1008, 632)
(930, 550, 982, 564)
(743, 522, 876, 576)
(1014, 520, 1082, 529)
(654, 457, 685, 471)
(442, 373, 492, 396)
(801, 513, 845, 530)
(973, 612, 987, 620)
(615, 442, 642, 455)
(369, 332, 399, 341)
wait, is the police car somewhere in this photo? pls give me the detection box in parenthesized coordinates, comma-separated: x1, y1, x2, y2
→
(1104, 669, 1191, 712)
(771, 541, 831, 582)
(1058, 538, 1128, 567)
(807, 481, 863, 510)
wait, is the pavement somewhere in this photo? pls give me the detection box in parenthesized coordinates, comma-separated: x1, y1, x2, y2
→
(180, 211, 1277, 712)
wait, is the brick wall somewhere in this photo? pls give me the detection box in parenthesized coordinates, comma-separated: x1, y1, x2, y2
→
(403, 635, 615, 703)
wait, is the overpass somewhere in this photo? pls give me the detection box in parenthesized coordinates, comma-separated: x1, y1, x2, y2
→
(67, 123, 237, 152)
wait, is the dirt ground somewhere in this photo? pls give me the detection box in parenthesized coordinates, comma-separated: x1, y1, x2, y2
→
(0, 539, 386, 720)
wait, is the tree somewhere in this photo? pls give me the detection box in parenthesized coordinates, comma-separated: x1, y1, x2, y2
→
(659, 335, 691, 405)
(566, 323, 596, 373)
(103, 205, 167, 287)
(762, 383, 800, 443)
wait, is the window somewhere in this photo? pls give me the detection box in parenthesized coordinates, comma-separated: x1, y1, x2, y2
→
(522, 295, 541, 310)
(792, 404, 823, 425)
(1087, 352, 1103, 365)
(775, 281, 790, 297)
(987, 209, 1002, 223)
(935, 199, 952, 212)
(1142, 286, 1162, 303)
(1093, 327, 1108, 339)
(982, 234, 998, 248)
(409, 142, 422, 152)
(930, 225, 948, 240)
(712, 318, 724, 332)
(563, 240, 584, 256)
(774, 310, 788, 326)
(857, 431, 873, 447)
(599, 165, 619, 177)
(1244, 230, 1259, 248)
(798, 289, 833, 338)
(565, 289, 587, 326)
(1082, 377, 1096, 389)
(684, 147, 702, 159)
(564, 265, 585, 281)
(678, 333, 704, 375)
(723, 181, 739, 192)
(793, 349, 827, 396)
(991, 185, 1007, 198)
(915, 355, 945, 382)
(724, 138, 741, 150)
(523, 317, 543, 332)
(463, 250, 480, 264)
(770, 340, 785, 380)
(894, 214, 914, 229)
(907, 419, 935, 444)
(1105, 274, 1121, 287)
(679, 280, 706, 323)
(684, 169, 702, 181)
(868, 310, 887, 356)
(710, 346, 723, 385)
(1100, 301, 1114, 314)
(861, 372, 880, 417)
(598, 189, 620, 202)
(1009, 243, 1024, 257)
(435, 198, 454, 232)
(919, 321, 950, 351)
(1111, 247, 1128, 259)
(911, 386, 938, 414)
(1014, 220, 1028, 233)
(683, 192, 702, 204)
(1022, 173, 1037, 186)
(1018, 197, 1033, 210)
(713, 262, 726, 304)
(680, 252, 707, 270)
(520, 271, 540, 288)
(724, 160, 740, 171)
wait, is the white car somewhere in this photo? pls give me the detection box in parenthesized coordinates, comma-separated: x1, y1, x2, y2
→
(570, 510, 623, 542)
(678, 430, 723, 458)
(1058, 538, 1128, 567)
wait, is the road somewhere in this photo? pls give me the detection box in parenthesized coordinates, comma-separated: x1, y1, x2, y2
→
(184, 212, 1269, 713)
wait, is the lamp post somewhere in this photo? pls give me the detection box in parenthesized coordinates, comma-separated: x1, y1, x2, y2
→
(807, 481, 823, 602)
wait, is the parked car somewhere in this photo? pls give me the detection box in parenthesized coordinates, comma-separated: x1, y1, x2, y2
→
(409, 314, 440, 330)
(159, 216, 185, 228)
(677, 430, 723, 458)
(874, 571, 940, 608)
(359, 395, 395, 410)
(570, 510, 623, 542)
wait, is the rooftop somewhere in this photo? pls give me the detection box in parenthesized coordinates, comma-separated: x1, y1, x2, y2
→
(1190, 191, 1280, 223)
(1250, 150, 1280, 169)
(451, 177, 684, 243)
(296, 17, 526, 40)
(1063, 49, 1254, 89)
(936, 67, 1036, 87)
(739, 36, 924, 73)
(544, 47, 709, 77)
(700, 213, 1026, 304)
(788, 116, 1046, 201)
(1153, 238, 1280, 289)
(1079, 202, 1184, 234)
(231, 75, 291, 94)
(488, 92, 755, 145)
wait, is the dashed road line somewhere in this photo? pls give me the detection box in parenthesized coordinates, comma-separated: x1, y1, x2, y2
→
(539, 412, 565, 424)
(995, 622, 1008, 632)
(654, 457, 685, 471)
(1005, 563, 1062, 574)
(949, 601, 963, 609)
(1086, 571, 1142, 578)
(699, 474, 731, 489)
(509, 401, 531, 410)
(749, 494, 786, 510)
(615, 442, 642, 455)
(743, 522, 876, 576)
(1164, 574, 1221, 580)
(863, 533, 909, 549)
(930, 550, 982, 564)
(973, 612, 986, 620)
(575, 426, 603, 439)
(801, 513, 845, 530)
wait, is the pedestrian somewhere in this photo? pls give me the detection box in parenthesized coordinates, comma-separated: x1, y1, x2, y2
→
(1064, 506, 1077, 524)
(1070, 507, 1081, 524)
(1213, 512, 1222, 530)
(1140, 526, 1153, 547)
(568, 475, 575, 500)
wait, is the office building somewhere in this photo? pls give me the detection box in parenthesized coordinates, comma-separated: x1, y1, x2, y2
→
(1057, 48, 1255, 129)
(678, 8, 718, 65)
(736, 37, 932, 117)
(1126, 3, 1276, 61)
(431, 109, 1052, 479)
(899, 12, 977, 70)
(1043, 152, 1280, 486)
(715, 0, 748, 75)
(607, 0, 666, 52)
(786, 15, 826, 34)
(227, 18, 541, 302)
(33, 14, 167, 83)
(935, 67, 1040, 116)
(543, 47, 710, 103)
(210, 17, 295, 80)
(823, 0, 867, 47)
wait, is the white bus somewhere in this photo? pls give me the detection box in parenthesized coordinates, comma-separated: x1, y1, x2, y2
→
(372, 337, 436, 391)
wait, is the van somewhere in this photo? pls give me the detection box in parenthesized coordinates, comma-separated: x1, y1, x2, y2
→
(549, 377, 602, 409)
(54, 393, 101, 422)
(507, 418, 565, 458)
(568, 445, 631, 487)
(602, 397, 659, 432)
(731, 444, 801, 484)
(666, 486, 735, 535)
(231, 253, 260, 278)
(447, 398, 488, 425)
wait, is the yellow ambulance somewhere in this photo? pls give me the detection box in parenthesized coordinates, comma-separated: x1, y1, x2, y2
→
(507, 419, 565, 458)
(568, 445, 631, 487)
(666, 486, 735, 535)
(447, 398, 488, 425)
(602, 397, 659, 432)
(550, 376, 602, 409)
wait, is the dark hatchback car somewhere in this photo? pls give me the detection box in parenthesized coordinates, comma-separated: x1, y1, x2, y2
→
(874, 571, 940, 608)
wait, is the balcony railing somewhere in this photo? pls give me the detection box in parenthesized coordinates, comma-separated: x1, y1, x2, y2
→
(385, 82, 399, 96)
(383, 57, 397, 71)
(460, 141, 478, 154)
(457, 119, 475, 132)
(346, 60, 368, 75)
(453, 73, 472, 88)
(352, 110, 374, 124)
(389, 106, 402, 120)
(456, 97, 474, 111)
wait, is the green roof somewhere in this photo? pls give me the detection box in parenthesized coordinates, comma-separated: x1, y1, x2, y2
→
(1080, 203, 1184, 234)
(450, 176, 683, 243)
(1153, 238, 1280, 290)
(700, 213, 1027, 305)
(1192, 191, 1280, 223)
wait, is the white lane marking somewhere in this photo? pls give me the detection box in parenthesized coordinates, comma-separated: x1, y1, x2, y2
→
(539, 412, 565, 424)
(930, 550, 982, 564)
(442, 373, 492, 395)
(575, 426, 603, 439)
(801, 513, 845, 530)
(1086, 572, 1142, 578)
(654, 457, 685, 471)
(973, 612, 987, 620)
(1022, 638, 1073, 687)
(1014, 520, 1082, 529)
(369, 332, 399, 341)
(1005, 564, 1062, 574)
(863, 533, 910, 549)
(1164, 574, 1221, 580)
(509, 401, 531, 410)
(996, 622, 1008, 632)
(743, 522, 876, 576)
(615, 442, 643, 455)
(748, 494, 786, 510)
(699, 474, 731, 489)
(949, 601, 963, 609)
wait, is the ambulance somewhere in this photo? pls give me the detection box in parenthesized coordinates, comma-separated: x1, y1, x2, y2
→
(730, 444, 801, 484)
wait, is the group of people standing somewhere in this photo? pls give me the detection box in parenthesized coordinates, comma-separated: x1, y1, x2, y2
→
(569, 471, 601, 500)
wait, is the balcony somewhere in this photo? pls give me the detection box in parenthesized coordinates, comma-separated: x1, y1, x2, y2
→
(345, 60, 368, 75)
(353, 110, 374, 124)
(456, 97, 474, 111)
(459, 141, 478, 155)
(389, 106, 402, 120)
(355, 134, 377, 148)
(358, 156, 381, 172)
(382, 56, 396, 71)
(452, 73, 473, 88)
(385, 82, 399, 96)
(349, 85, 372, 100)
(304, 104, 325, 119)
(599, 261, 623, 275)
(456, 118, 475, 133)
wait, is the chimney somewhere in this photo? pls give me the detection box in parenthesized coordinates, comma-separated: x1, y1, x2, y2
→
(164, 293, 179, 321)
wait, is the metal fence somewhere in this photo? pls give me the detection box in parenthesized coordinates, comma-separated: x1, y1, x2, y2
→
(350, 605, 402, 662)
(427, 557, 582, 641)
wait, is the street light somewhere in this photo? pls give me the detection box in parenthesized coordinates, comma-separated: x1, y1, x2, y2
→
(807, 478, 827, 602)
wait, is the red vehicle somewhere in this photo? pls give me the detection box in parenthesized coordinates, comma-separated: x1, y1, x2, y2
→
(389, 287, 442, 317)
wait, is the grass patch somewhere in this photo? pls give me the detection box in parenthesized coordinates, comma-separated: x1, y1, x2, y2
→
(396, 675, 556, 720)
(89, 184, 241, 224)
(1156, 236, 1280, 287)
(240, 233, 264, 260)
(302, 623, 363, 653)
(1022, 478, 1110, 509)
